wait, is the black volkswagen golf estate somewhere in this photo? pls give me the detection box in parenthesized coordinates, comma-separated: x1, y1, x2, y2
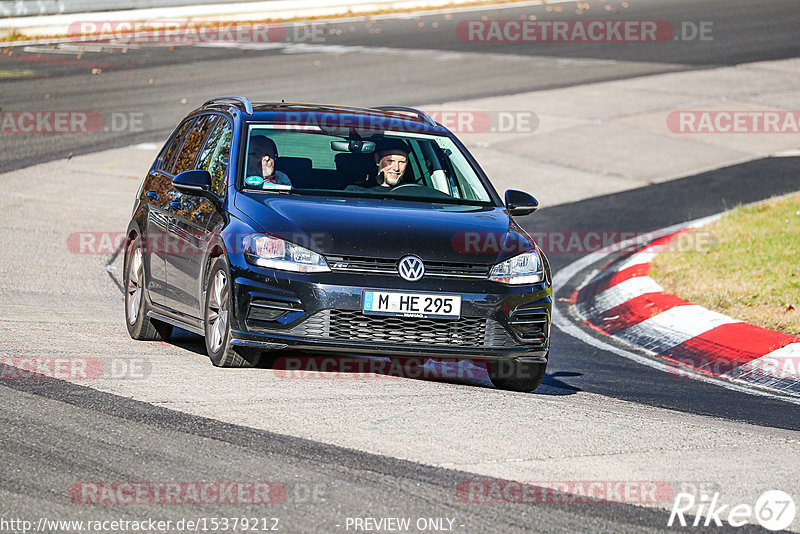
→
(124, 97, 552, 391)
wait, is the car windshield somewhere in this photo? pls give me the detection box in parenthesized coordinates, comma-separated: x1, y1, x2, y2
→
(240, 124, 495, 206)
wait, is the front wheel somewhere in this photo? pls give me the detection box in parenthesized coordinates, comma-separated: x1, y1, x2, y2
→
(487, 358, 547, 392)
(203, 256, 261, 368)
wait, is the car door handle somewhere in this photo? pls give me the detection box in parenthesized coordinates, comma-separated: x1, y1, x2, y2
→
(170, 201, 183, 210)
(146, 191, 159, 200)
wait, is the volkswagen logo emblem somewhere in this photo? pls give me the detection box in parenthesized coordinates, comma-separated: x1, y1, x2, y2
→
(398, 256, 425, 282)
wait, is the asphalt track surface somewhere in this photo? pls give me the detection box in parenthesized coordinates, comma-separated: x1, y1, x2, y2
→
(0, 380, 706, 534)
(1, 0, 800, 532)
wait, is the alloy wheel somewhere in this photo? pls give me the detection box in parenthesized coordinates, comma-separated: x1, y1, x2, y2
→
(126, 247, 143, 325)
(207, 269, 229, 353)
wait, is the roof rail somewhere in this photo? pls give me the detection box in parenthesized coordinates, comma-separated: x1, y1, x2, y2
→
(372, 105, 437, 127)
(203, 96, 254, 115)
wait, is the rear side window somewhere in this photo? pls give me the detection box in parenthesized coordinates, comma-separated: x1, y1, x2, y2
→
(197, 117, 233, 196)
(172, 115, 218, 175)
(157, 119, 193, 173)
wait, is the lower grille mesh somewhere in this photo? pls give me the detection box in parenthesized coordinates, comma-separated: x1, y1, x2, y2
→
(287, 309, 519, 348)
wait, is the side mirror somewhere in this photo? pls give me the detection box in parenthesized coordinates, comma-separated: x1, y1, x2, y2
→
(505, 189, 538, 216)
(173, 170, 213, 197)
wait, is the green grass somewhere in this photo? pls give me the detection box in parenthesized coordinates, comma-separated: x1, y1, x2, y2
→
(0, 69, 36, 78)
(650, 192, 800, 335)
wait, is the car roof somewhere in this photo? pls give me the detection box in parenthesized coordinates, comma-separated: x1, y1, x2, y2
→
(199, 98, 447, 135)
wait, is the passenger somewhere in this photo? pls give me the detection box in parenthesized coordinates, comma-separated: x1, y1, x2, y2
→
(245, 135, 291, 187)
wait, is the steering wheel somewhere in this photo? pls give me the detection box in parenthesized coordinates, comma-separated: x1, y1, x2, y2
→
(390, 184, 423, 190)
(390, 183, 453, 199)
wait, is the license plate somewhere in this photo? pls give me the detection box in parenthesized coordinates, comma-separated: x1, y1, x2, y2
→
(362, 290, 461, 319)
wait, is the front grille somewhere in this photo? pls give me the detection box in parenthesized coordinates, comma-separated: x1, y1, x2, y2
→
(325, 255, 491, 279)
(287, 309, 519, 348)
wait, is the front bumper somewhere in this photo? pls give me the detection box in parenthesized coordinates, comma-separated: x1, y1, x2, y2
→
(227, 260, 552, 362)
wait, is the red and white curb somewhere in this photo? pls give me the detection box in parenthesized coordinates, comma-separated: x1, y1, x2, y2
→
(552, 215, 800, 402)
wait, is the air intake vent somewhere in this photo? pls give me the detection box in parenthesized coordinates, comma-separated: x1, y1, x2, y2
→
(508, 313, 549, 345)
(247, 299, 302, 322)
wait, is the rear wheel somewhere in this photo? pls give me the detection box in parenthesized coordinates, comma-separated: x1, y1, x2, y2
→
(124, 235, 173, 341)
(487, 358, 547, 392)
(204, 256, 261, 367)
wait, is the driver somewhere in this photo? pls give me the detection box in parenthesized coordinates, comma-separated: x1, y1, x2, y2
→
(374, 139, 409, 188)
(345, 139, 410, 192)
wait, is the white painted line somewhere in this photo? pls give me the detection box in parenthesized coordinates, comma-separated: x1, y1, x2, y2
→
(613, 305, 739, 354)
(772, 148, 800, 157)
(2, 0, 504, 25)
(578, 276, 663, 317)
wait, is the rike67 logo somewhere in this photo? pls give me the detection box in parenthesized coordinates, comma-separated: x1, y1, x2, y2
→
(669, 490, 796, 530)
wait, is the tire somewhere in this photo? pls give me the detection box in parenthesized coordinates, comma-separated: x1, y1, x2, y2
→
(124, 235, 173, 341)
(487, 358, 547, 392)
(203, 256, 261, 368)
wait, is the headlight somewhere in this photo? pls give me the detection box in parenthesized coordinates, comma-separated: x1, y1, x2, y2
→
(242, 234, 330, 273)
(489, 249, 543, 285)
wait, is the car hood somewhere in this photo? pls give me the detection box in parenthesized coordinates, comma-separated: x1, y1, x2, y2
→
(234, 193, 536, 264)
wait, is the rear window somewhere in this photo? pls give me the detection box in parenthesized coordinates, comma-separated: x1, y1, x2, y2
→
(157, 119, 192, 173)
(173, 115, 218, 175)
(197, 117, 232, 196)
